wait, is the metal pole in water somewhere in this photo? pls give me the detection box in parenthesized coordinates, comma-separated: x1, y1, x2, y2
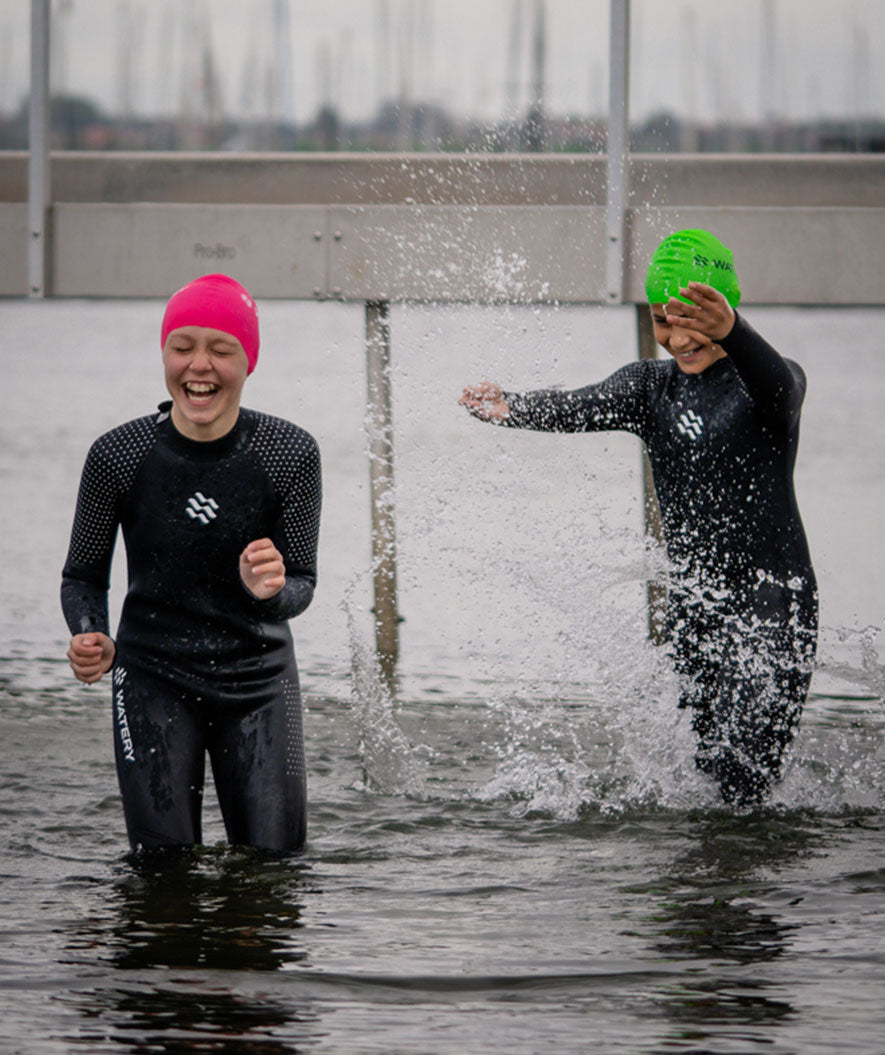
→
(636, 305, 666, 644)
(605, 0, 630, 305)
(607, 0, 663, 640)
(28, 0, 51, 298)
(365, 300, 400, 686)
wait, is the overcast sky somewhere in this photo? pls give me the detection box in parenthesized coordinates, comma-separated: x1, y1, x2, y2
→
(2, 0, 883, 126)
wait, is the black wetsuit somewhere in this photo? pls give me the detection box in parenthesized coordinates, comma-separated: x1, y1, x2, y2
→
(501, 313, 817, 804)
(61, 403, 321, 852)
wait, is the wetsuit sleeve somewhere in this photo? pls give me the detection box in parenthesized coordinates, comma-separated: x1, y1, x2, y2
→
(60, 439, 120, 637)
(501, 360, 651, 437)
(251, 427, 321, 622)
(718, 312, 806, 430)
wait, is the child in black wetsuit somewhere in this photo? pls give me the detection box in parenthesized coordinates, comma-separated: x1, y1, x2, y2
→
(460, 229, 817, 806)
(62, 273, 321, 852)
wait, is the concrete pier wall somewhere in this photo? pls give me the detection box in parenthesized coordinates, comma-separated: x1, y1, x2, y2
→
(1, 152, 883, 303)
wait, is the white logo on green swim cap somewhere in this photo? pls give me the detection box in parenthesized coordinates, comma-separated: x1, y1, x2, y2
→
(645, 228, 741, 307)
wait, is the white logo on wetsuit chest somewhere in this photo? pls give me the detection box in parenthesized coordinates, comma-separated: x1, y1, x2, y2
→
(185, 492, 219, 524)
(676, 410, 703, 440)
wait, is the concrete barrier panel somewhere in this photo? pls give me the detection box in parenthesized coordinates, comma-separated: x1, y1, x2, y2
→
(328, 205, 608, 302)
(0, 204, 28, 295)
(52, 203, 329, 298)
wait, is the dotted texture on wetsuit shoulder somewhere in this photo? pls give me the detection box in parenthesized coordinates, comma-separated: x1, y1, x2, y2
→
(66, 415, 157, 566)
(249, 412, 321, 568)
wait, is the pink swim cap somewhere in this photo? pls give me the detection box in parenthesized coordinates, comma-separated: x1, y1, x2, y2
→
(161, 273, 260, 374)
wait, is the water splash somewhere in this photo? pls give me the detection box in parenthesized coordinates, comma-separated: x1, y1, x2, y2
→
(470, 645, 711, 821)
(342, 584, 883, 821)
(344, 600, 424, 799)
(816, 624, 885, 699)
(466, 587, 885, 821)
(775, 623, 885, 811)
(463, 529, 712, 820)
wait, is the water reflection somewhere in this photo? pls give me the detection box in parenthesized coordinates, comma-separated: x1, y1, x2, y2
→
(109, 847, 310, 972)
(103, 987, 306, 1055)
(654, 895, 794, 965)
(64, 846, 322, 1052)
(643, 810, 822, 1039)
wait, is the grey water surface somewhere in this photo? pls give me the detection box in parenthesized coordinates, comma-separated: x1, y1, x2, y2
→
(1, 299, 883, 1054)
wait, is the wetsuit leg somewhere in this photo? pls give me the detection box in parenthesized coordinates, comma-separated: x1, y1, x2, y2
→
(206, 666, 307, 854)
(110, 662, 206, 851)
(690, 638, 811, 805)
(671, 582, 817, 806)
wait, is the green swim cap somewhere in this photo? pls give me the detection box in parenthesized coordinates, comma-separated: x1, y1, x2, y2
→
(645, 228, 741, 307)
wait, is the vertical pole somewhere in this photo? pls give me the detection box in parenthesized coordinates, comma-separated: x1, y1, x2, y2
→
(759, 0, 777, 151)
(636, 305, 666, 644)
(605, 0, 630, 304)
(29, 0, 51, 298)
(365, 300, 400, 686)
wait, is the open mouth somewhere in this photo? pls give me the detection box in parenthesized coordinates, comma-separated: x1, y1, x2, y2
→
(183, 382, 219, 404)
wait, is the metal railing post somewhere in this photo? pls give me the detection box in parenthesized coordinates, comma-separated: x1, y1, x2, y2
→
(605, 0, 630, 304)
(635, 304, 666, 644)
(365, 300, 400, 686)
(28, 0, 51, 298)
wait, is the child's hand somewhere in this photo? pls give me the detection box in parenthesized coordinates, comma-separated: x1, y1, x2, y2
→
(67, 632, 115, 684)
(240, 538, 286, 599)
(666, 282, 735, 343)
(459, 381, 510, 422)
